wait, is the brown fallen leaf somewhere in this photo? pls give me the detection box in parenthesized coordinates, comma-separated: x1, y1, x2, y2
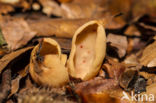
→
(8, 65, 30, 98)
(139, 40, 156, 67)
(58, 0, 72, 3)
(119, 68, 138, 91)
(140, 83, 156, 102)
(8, 75, 22, 98)
(124, 25, 140, 36)
(146, 75, 156, 86)
(61, 0, 97, 19)
(27, 17, 107, 38)
(127, 38, 147, 54)
(74, 77, 130, 103)
(135, 15, 156, 39)
(18, 87, 75, 103)
(124, 54, 139, 66)
(102, 58, 126, 80)
(0, 17, 36, 50)
(39, 0, 63, 16)
(0, 46, 33, 74)
(0, 3, 14, 14)
(0, 0, 20, 4)
(1, 0, 32, 10)
(0, 68, 11, 103)
(107, 33, 128, 58)
(132, 0, 156, 18)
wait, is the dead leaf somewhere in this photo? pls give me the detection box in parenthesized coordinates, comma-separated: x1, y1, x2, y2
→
(0, 0, 20, 4)
(74, 77, 130, 103)
(103, 58, 126, 79)
(139, 41, 156, 67)
(125, 25, 140, 35)
(124, 54, 139, 65)
(119, 68, 138, 91)
(0, 17, 36, 50)
(140, 83, 156, 102)
(27, 17, 107, 38)
(39, 0, 63, 16)
(107, 33, 128, 58)
(132, 0, 156, 18)
(8, 75, 22, 98)
(0, 46, 33, 74)
(61, 0, 97, 19)
(18, 65, 29, 77)
(58, 0, 72, 3)
(0, 0, 32, 11)
(0, 3, 14, 14)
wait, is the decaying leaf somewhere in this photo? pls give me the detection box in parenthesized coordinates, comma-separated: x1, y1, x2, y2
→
(0, 0, 32, 11)
(0, 3, 14, 14)
(146, 75, 156, 86)
(140, 83, 156, 102)
(58, 0, 72, 3)
(124, 54, 139, 66)
(8, 75, 22, 98)
(0, 28, 6, 47)
(67, 20, 106, 80)
(61, 0, 97, 19)
(107, 33, 128, 58)
(18, 87, 75, 103)
(102, 58, 126, 79)
(134, 77, 146, 94)
(0, 46, 33, 74)
(52, 37, 71, 50)
(0, 17, 36, 50)
(74, 77, 130, 103)
(8, 65, 30, 97)
(139, 40, 156, 67)
(39, 0, 63, 16)
(27, 17, 107, 38)
(119, 68, 138, 91)
(132, 0, 156, 18)
(29, 38, 69, 87)
(0, 0, 20, 4)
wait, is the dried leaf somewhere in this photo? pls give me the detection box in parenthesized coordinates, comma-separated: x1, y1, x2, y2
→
(139, 41, 156, 67)
(18, 87, 75, 103)
(58, 0, 72, 3)
(74, 77, 130, 103)
(107, 33, 128, 58)
(27, 17, 107, 38)
(103, 58, 126, 79)
(0, 0, 20, 4)
(119, 68, 138, 91)
(61, 0, 97, 19)
(124, 54, 139, 66)
(0, 17, 36, 50)
(132, 0, 156, 18)
(8, 75, 22, 98)
(0, 3, 14, 14)
(0, 46, 33, 74)
(39, 0, 63, 16)
(0, 28, 6, 47)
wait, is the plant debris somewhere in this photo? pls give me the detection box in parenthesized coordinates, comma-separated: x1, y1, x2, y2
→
(0, 0, 156, 103)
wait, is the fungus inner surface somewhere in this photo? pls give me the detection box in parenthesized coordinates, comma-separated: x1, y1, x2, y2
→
(74, 24, 97, 78)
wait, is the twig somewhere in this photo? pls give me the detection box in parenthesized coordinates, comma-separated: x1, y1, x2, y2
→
(0, 68, 11, 103)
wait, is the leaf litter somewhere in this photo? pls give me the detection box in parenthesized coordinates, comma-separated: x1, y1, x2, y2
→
(0, 0, 156, 103)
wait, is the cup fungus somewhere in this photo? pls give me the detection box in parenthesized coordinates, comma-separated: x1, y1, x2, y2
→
(67, 20, 106, 80)
(29, 38, 69, 87)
